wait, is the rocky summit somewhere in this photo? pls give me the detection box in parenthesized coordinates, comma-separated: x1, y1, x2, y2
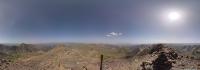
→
(0, 43, 199, 70)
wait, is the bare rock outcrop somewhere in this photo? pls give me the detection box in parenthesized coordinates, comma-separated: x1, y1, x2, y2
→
(141, 44, 179, 70)
(0, 59, 11, 70)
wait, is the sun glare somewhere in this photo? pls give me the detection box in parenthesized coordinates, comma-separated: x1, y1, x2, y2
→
(168, 11, 181, 21)
(163, 10, 184, 27)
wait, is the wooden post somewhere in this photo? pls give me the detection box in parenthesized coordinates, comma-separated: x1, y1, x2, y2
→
(100, 54, 103, 70)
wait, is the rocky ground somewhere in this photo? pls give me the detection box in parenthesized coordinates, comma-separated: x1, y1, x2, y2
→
(138, 44, 200, 70)
(0, 59, 11, 70)
(0, 44, 199, 70)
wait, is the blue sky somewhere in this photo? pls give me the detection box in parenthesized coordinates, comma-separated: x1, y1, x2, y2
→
(0, 0, 200, 43)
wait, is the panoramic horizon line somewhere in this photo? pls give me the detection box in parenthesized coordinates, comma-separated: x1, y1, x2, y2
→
(1, 41, 200, 45)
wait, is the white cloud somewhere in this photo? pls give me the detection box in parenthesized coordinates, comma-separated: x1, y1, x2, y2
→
(110, 32, 118, 36)
(106, 32, 123, 37)
(106, 34, 112, 37)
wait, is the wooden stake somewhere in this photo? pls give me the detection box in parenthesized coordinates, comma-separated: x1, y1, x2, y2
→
(100, 54, 103, 70)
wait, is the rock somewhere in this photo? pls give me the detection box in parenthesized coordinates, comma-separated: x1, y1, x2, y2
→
(140, 44, 179, 70)
(0, 58, 11, 70)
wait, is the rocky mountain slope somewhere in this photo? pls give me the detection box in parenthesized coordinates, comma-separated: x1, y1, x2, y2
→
(0, 43, 199, 70)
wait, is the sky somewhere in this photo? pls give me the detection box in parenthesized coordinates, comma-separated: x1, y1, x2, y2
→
(0, 0, 200, 44)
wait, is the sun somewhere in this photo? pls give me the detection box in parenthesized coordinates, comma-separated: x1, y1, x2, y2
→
(163, 10, 184, 27)
(168, 11, 181, 21)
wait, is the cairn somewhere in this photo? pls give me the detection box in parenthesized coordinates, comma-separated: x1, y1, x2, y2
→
(141, 44, 178, 70)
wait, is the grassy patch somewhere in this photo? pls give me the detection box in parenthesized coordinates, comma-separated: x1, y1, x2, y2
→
(6, 53, 23, 62)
